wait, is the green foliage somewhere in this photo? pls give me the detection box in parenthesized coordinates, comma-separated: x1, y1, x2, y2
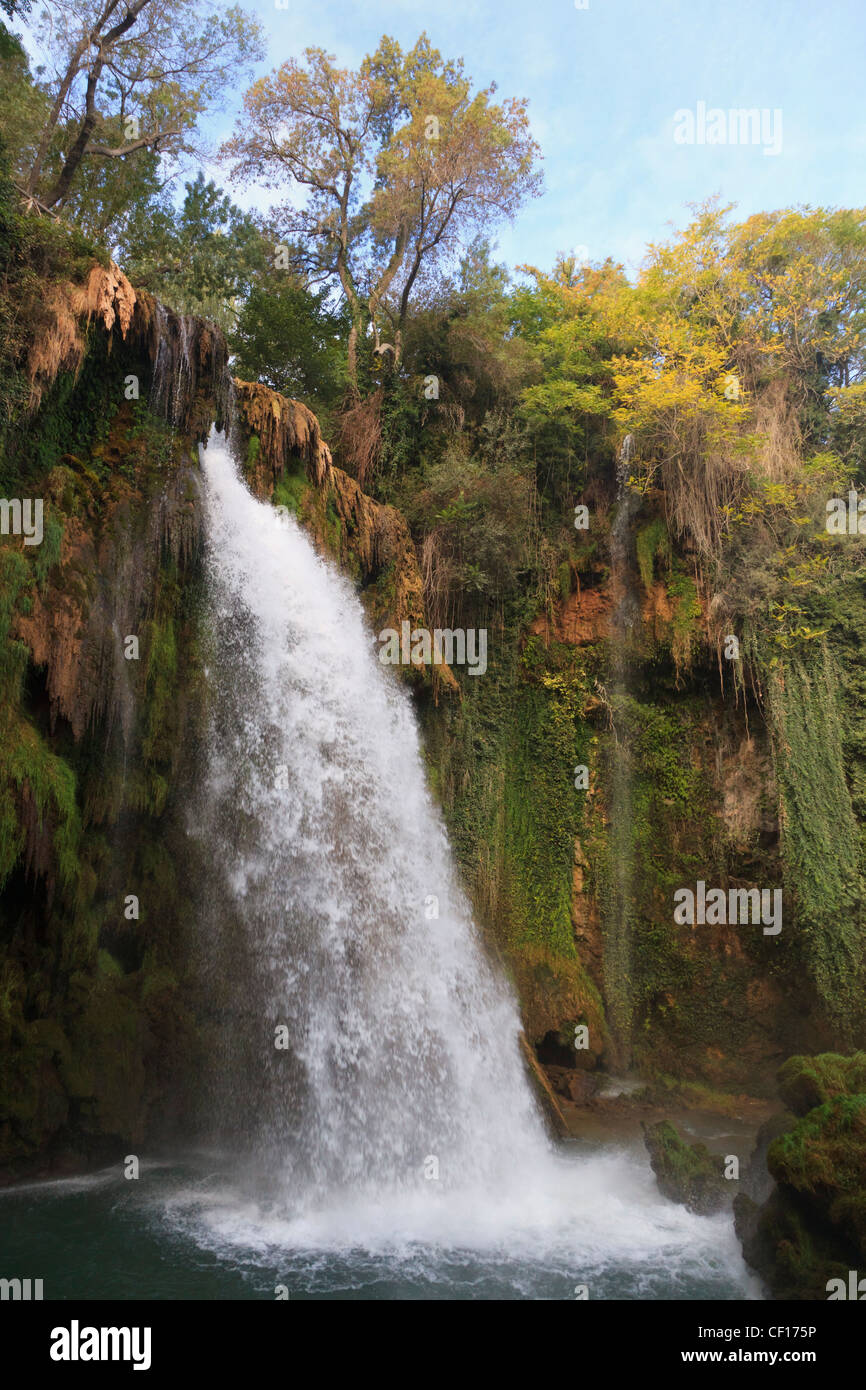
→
(766, 650, 865, 1032)
(406, 433, 533, 625)
(502, 640, 591, 956)
(636, 517, 671, 592)
(666, 569, 701, 675)
(121, 173, 270, 331)
(232, 279, 347, 414)
(0, 24, 46, 171)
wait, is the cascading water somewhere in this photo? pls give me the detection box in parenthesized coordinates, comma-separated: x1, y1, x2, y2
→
(194, 425, 549, 1205)
(604, 439, 643, 1065)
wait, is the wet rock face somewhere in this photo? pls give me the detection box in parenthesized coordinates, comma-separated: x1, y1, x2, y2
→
(545, 1064, 599, 1104)
(0, 252, 231, 1180)
(734, 1053, 866, 1298)
(13, 457, 202, 742)
(232, 377, 441, 684)
(642, 1119, 730, 1214)
(25, 260, 230, 437)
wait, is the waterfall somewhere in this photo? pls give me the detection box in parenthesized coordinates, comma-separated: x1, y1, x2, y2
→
(604, 446, 643, 1064)
(3, 426, 754, 1299)
(155, 427, 753, 1297)
(194, 428, 549, 1208)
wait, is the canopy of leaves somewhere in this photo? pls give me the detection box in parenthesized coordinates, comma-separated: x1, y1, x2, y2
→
(118, 172, 269, 329)
(23, 0, 263, 212)
(231, 280, 348, 418)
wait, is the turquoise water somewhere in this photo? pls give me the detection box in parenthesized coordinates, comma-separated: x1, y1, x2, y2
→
(0, 1143, 760, 1301)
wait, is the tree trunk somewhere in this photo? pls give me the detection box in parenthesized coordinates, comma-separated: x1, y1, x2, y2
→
(44, 110, 99, 208)
(26, 40, 89, 196)
(347, 322, 360, 400)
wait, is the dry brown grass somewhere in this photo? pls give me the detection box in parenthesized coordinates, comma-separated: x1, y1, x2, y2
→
(652, 373, 802, 563)
(420, 530, 458, 634)
(335, 389, 383, 490)
(752, 375, 802, 481)
(26, 261, 138, 410)
(653, 417, 748, 560)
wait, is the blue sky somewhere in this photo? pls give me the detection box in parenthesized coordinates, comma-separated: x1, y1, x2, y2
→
(20, 0, 866, 279)
(218, 0, 866, 277)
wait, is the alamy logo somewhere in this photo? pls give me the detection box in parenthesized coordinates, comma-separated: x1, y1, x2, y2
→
(826, 1270, 866, 1299)
(826, 490, 866, 534)
(0, 1276, 43, 1299)
(377, 621, 487, 676)
(673, 881, 782, 935)
(0, 498, 43, 545)
(50, 1321, 152, 1371)
(673, 102, 783, 156)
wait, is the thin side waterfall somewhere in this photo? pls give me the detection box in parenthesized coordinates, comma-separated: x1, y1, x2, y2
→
(194, 428, 549, 1207)
(605, 442, 642, 1065)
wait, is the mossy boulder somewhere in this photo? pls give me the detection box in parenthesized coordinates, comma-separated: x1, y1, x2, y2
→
(734, 1188, 854, 1301)
(777, 1051, 866, 1117)
(642, 1119, 729, 1214)
(768, 1094, 866, 1256)
(735, 1052, 866, 1298)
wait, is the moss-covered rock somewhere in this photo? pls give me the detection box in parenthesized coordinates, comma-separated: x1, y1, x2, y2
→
(777, 1051, 866, 1116)
(735, 1052, 866, 1298)
(642, 1119, 730, 1214)
(734, 1187, 854, 1301)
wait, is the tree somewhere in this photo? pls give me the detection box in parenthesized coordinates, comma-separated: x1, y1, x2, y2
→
(402, 238, 537, 422)
(118, 171, 268, 329)
(510, 256, 625, 502)
(222, 33, 542, 394)
(22, 0, 262, 212)
(0, 25, 49, 169)
(1, 0, 31, 20)
(231, 280, 347, 413)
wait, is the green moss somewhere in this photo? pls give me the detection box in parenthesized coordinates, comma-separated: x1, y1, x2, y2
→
(766, 650, 865, 1033)
(778, 1052, 866, 1116)
(557, 559, 573, 601)
(324, 489, 342, 551)
(0, 546, 31, 705)
(636, 516, 671, 592)
(31, 508, 64, 589)
(245, 433, 261, 470)
(273, 464, 309, 517)
(667, 569, 701, 674)
(0, 716, 81, 890)
(97, 949, 123, 979)
(419, 625, 602, 1043)
(643, 1119, 729, 1213)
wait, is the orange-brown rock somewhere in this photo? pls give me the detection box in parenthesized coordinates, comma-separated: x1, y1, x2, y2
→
(27, 261, 138, 410)
(234, 379, 332, 489)
(530, 583, 612, 645)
